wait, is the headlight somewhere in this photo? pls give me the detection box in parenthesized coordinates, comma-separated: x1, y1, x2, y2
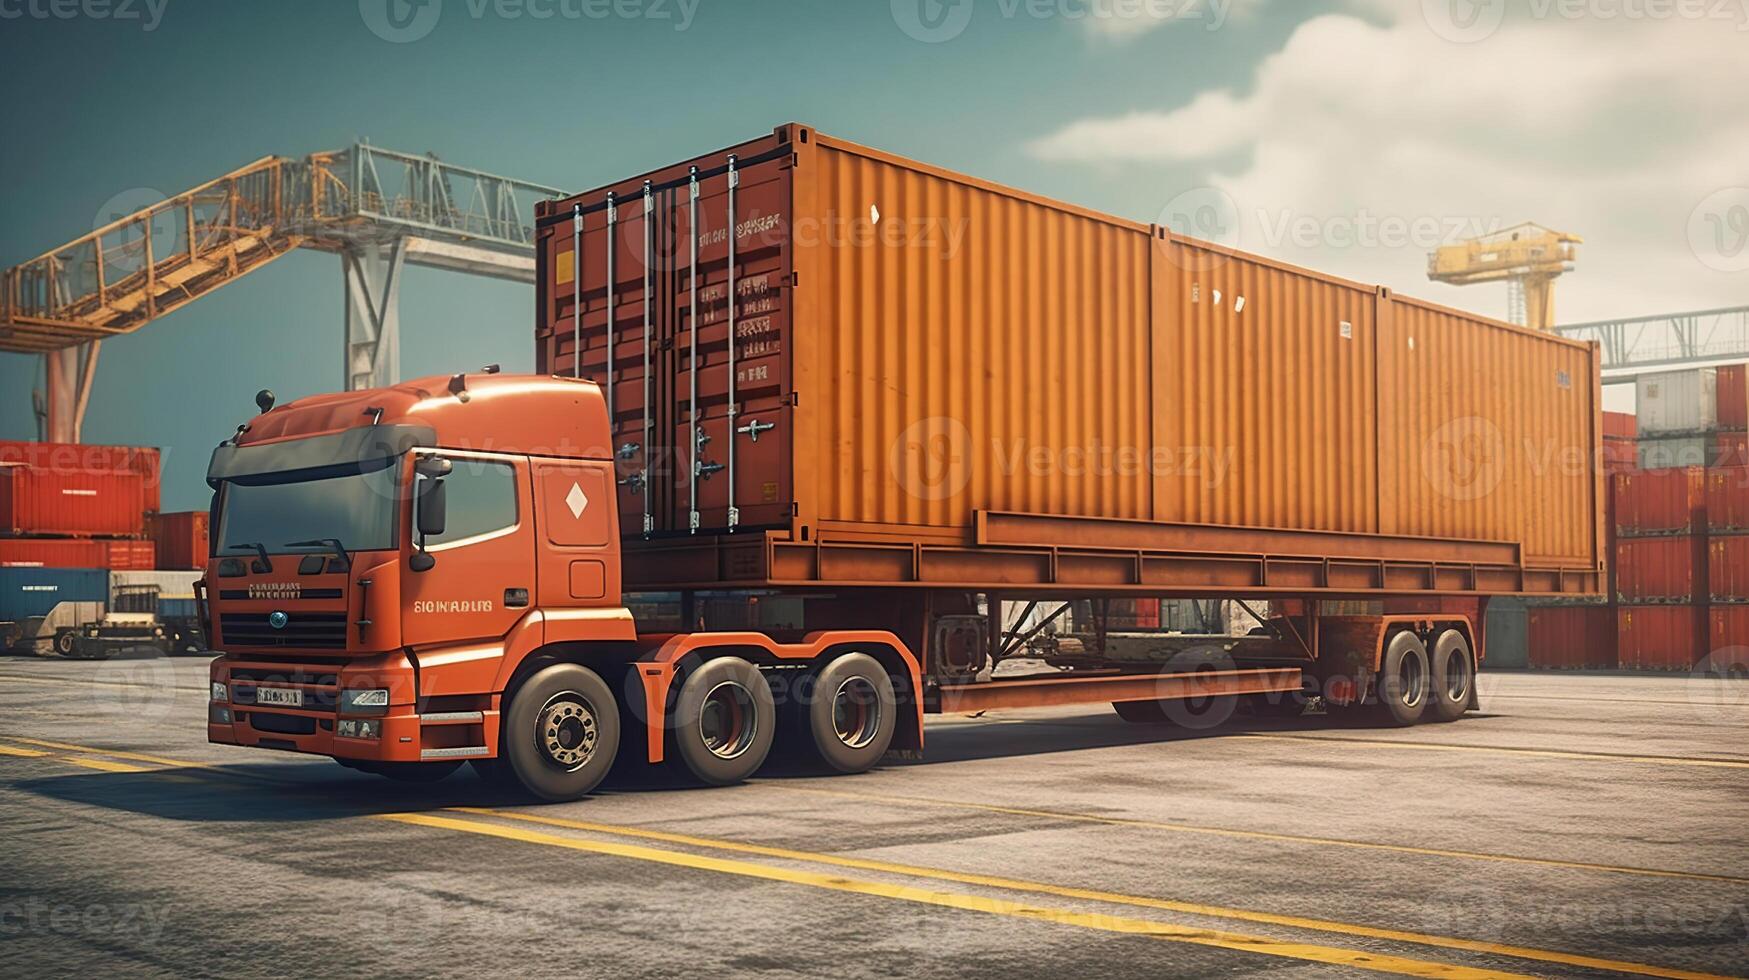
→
(340, 688, 390, 715)
(211, 681, 228, 703)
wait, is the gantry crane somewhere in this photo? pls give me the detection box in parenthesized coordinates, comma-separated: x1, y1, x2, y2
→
(0, 146, 561, 442)
(1427, 222, 1581, 331)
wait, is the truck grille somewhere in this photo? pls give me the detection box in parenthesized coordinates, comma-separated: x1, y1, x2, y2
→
(220, 613, 348, 650)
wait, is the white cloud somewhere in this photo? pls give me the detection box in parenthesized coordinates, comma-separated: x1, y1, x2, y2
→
(1029, 11, 1749, 322)
(1074, 0, 1269, 38)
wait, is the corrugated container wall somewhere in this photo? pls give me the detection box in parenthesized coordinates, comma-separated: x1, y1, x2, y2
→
(0, 567, 109, 620)
(1527, 605, 1616, 668)
(0, 441, 162, 512)
(1708, 535, 1749, 602)
(1707, 467, 1749, 531)
(146, 511, 210, 570)
(1617, 605, 1705, 670)
(535, 124, 1603, 586)
(1708, 606, 1749, 669)
(0, 468, 146, 537)
(0, 539, 155, 570)
(1615, 536, 1705, 603)
(1613, 469, 1705, 536)
(1637, 368, 1716, 435)
(1637, 436, 1714, 470)
(1717, 364, 1749, 430)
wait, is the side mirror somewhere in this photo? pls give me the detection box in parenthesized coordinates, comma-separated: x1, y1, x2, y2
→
(416, 478, 448, 537)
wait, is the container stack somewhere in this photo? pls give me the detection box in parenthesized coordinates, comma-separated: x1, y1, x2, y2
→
(145, 511, 210, 571)
(0, 440, 176, 572)
(1706, 466, 1749, 658)
(1603, 411, 1638, 474)
(1634, 366, 1749, 469)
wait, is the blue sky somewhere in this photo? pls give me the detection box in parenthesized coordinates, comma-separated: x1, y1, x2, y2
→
(2, 0, 1741, 507)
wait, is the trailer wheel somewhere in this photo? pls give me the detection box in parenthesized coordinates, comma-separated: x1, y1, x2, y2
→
(672, 656, 775, 785)
(1367, 631, 1430, 726)
(1427, 630, 1474, 723)
(803, 653, 896, 774)
(1112, 699, 1172, 724)
(499, 663, 621, 802)
(53, 630, 79, 658)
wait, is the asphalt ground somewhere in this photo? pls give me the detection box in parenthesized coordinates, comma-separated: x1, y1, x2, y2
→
(2, 654, 1745, 979)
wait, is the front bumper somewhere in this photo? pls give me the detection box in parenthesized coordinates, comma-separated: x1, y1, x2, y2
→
(208, 652, 497, 764)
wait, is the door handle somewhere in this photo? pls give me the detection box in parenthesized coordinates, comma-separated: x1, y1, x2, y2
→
(504, 588, 530, 608)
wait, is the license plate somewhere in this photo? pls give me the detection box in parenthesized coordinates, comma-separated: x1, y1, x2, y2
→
(254, 687, 303, 708)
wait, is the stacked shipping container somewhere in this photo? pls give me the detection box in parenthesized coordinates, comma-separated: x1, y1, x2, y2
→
(0, 441, 207, 573)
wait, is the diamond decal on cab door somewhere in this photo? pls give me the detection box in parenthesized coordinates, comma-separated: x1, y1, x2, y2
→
(565, 482, 589, 519)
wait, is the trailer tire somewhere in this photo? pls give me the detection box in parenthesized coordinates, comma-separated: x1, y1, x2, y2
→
(672, 656, 775, 785)
(1112, 699, 1172, 724)
(54, 630, 78, 658)
(804, 653, 896, 774)
(499, 663, 620, 802)
(1427, 630, 1474, 723)
(1367, 631, 1430, 726)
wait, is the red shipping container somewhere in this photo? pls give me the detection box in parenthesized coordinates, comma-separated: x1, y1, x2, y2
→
(1618, 605, 1705, 670)
(0, 538, 154, 570)
(1613, 468, 1705, 536)
(1527, 605, 1616, 668)
(1705, 606, 1749, 674)
(1602, 411, 1638, 440)
(1708, 534, 1749, 601)
(1615, 535, 1706, 603)
(0, 441, 162, 513)
(1718, 364, 1749, 430)
(0, 467, 146, 537)
(1704, 467, 1749, 531)
(146, 511, 209, 570)
(1715, 433, 1749, 468)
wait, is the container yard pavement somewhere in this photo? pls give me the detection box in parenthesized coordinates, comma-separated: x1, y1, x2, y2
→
(1, 658, 1746, 980)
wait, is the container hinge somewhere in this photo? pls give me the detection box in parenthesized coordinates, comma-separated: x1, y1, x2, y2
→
(689, 510, 701, 532)
(727, 506, 740, 528)
(643, 513, 655, 535)
(736, 418, 776, 442)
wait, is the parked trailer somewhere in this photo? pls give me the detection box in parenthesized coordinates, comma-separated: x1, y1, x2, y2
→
(203, 125, 1604, 801)
(0, 567, 108, 653)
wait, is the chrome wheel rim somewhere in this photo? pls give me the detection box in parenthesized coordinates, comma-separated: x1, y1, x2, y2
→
(831, 677, 882, 750)
(537, 694, 599, 771)
(699, 681, 758, 760)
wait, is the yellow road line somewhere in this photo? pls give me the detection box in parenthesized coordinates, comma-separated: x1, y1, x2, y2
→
(0, 743, 50, 758)
(380, 810, 1529, 980)
(61, 755, 149, 773)
(773, 785, 1749, 886)
(1232, 733, 1749, 769)
(5, 736, 210, 770)
(457, 806, 1732, 980)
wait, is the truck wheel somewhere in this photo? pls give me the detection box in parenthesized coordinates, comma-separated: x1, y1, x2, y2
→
(1112, 699, 1172, 724)
(1367, 631, 1430, 726)
(805, 653, 896, 774)
(54, 631, 78, 658)
(1427, 630, 1474, 723)
(672, 656, 775, 785)
(500, 663, 621, 802)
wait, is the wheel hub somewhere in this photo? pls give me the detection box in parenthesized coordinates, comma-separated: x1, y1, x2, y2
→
(699, 681, 758, 760)
(831, 677, 882, 749)
(537, 696, 598, 770)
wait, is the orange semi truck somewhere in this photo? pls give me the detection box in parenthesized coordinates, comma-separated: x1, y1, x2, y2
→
(204, 125, 1605, 800)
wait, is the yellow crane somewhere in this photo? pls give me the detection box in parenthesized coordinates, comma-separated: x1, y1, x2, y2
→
(1427, 222, 1581, 331)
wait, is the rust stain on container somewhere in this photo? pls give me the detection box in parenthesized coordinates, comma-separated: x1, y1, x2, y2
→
(535, 124, 1603, 590)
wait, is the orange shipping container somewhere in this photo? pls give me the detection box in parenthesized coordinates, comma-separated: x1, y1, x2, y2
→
(146, 510, 209, 571)
(536, 124, 1604, 595)
(0, 467, 146, 537)
(0, 537, 154, 570)
(1527, 605, 1615, 668)
(1614, 468, 1705, 537)
(1708, 534, 1749, 602)
(1602, 411, 1637, 440)
(0, 441, 162, 513)
(1615, 535, 1706, 603)
(1617, 605, 1705, 670)
(1705, 606, 1749, 675)
(1714, 432, 1749, 468)
(1718, 364, 1749, 430)
(1704, 467, 1749, 531)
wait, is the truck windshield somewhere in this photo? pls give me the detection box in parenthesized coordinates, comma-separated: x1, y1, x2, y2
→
(217, 458, 401, 556)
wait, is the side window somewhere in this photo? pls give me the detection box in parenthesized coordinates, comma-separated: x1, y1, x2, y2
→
(424, 459, 518, 547)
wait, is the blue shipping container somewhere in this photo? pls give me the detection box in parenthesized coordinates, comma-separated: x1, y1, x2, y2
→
(159, 598, 198, 619)
(0, 568, 109, 620)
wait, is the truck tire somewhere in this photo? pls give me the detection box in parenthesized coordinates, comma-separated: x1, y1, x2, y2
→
(54, 630, 78, 658)
(1112, 699, 1172, 724)
(499, 663, 621, 802)
(1367, 631, 1430, 726)
(1427, 629, 1474, 723)
(672, 656, 775, 785)
(804, 653, 896, 774)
